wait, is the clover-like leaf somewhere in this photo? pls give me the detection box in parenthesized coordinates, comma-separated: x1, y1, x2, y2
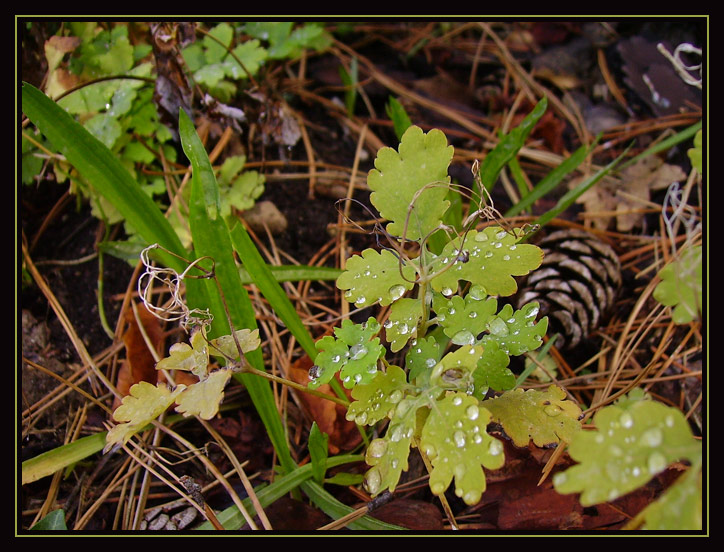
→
(308, 318, 385, 390)
(420, 392, 504, 505)
(346, 365, 409, 426)
(105, 381, 186, 452)
(553, 391, 701, 506)
(174, 368, 233, 420)
(405, 336, 441, 384)
(336, 248, 416, 309)
(429, 226, 543, 297)
(209, 328, 261, 360)
(433, 285, 498, 345)
(156, 328, 210, 378)
(484, 385, 582, 448)
(383, 297, 422, 352)
(471, 340, 515, 398)
(653, 245, 702, 324)
(481, 302, 548, 356)
(368, 125, 454, 241)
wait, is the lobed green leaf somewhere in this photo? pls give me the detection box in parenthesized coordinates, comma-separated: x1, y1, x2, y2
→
(481, 302, 548, 356)
(346, 365, 410, 426)
(484, 384, 582, 448)
(420, 392, 504, 505)
(653, 245, 702, 324)
(553, 391, 701, 506)
(368, 125, 453, 241)
(336, 248, 416, 309)
(429, 226, 543, 297)
(433, 286, 498, 345)
(384, 297, 423, 352)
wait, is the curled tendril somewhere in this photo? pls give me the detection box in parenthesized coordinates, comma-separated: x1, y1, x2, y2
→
(662, 181, 700, 256)
(137, 244, 213, 330)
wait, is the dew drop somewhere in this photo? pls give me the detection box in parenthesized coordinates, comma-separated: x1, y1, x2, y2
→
(368, 438, 387, 458)
(425, 358, 437, 368)
(524, 305, 539, 318)
(448, 308, 456, 315)
(509, 245, 517, 250)
(389, 389, 403, 404)
(665, 414, 675, 428)
(496, 230, 507, 240)
(484, 250, 494, 258)
(442, 287, 454, 297)
(619, 412, 634, 429)
(641, 427, 663, 447)
(349, 344, 368, 360)
(648, 451, 669, 474)
(468, 285, 486, 300)
(463, 490, 479, 505)
(389, 284, 406, 302)
(453, 431, 466, 448)
(466, 404, 480, 421)
(544, 404, 562, 417)
(474, 232, 489, 242)
(389, 425, 404, 442)
(331, 355, 340, 363)
(502, 255, 510, 261)
(452, 395, 463, 406)
(473, 434, 483, 444)
(430, 481, 446, 495)
(452, 330, 475, 346)
(308, 365, 321, 380)
(494, 242, 503, 248)
(355, 296, 367, 305)
(384, 319, 393, 329)
(553, 472, 567, 486)
(423, 443, 437, 459)
(354, 373, 363, 383)
(355, 412, 368, 425)
(488, 439, 503, 456)
(469, 311, 478, 318)
(398, 323, 409, 335)
(364, 467, 382, 495)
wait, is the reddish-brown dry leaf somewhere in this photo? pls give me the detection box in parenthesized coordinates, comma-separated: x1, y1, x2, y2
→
(497, 480, 584, 530)
(113, 306, 197, 408)
(288, 354, 362, 454)
(370, 498, 445, 531)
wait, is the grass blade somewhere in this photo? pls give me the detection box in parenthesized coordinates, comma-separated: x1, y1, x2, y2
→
(476, 96, 548, 194)
(179, 108, 296, 473)
(21, 433, 107, 485)
(505, 137, 599, 218)
(530, 145, 631, 231)
(230, 223, 317, 358)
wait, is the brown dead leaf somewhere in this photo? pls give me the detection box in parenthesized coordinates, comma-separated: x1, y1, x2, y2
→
(288, 354, 362, 454)
(574, 155, 686, 231)
(114, 305, 197, 408)
(370, 498, 444, 531)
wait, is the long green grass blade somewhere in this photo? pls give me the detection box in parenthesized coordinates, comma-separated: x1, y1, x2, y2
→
(179, 108, 296, 473)
(230, 223, 317, 359)
(530, 145, 630, 231)
(476, 96, 548, 194)
(22, 432, 107, 485)
(505, 138, 598, 218)
(239, 264, 341, 285)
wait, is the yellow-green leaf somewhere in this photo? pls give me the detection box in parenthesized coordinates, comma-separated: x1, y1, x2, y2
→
(484, 385, 582, 448)
(209, 328, 261, 360)
(420, 392, 504, 505)
(105, 381, 185, 452)
(175, 368, 233, 419)
(368, 125, 453, 242)
(156, 329, 209, 378)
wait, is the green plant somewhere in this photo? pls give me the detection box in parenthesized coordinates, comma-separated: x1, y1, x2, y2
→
(304, 123, 703, 527)
(303, 124, 575, 505)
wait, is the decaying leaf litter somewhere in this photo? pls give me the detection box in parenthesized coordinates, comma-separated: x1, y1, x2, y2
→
(20, 20, 704, 532)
